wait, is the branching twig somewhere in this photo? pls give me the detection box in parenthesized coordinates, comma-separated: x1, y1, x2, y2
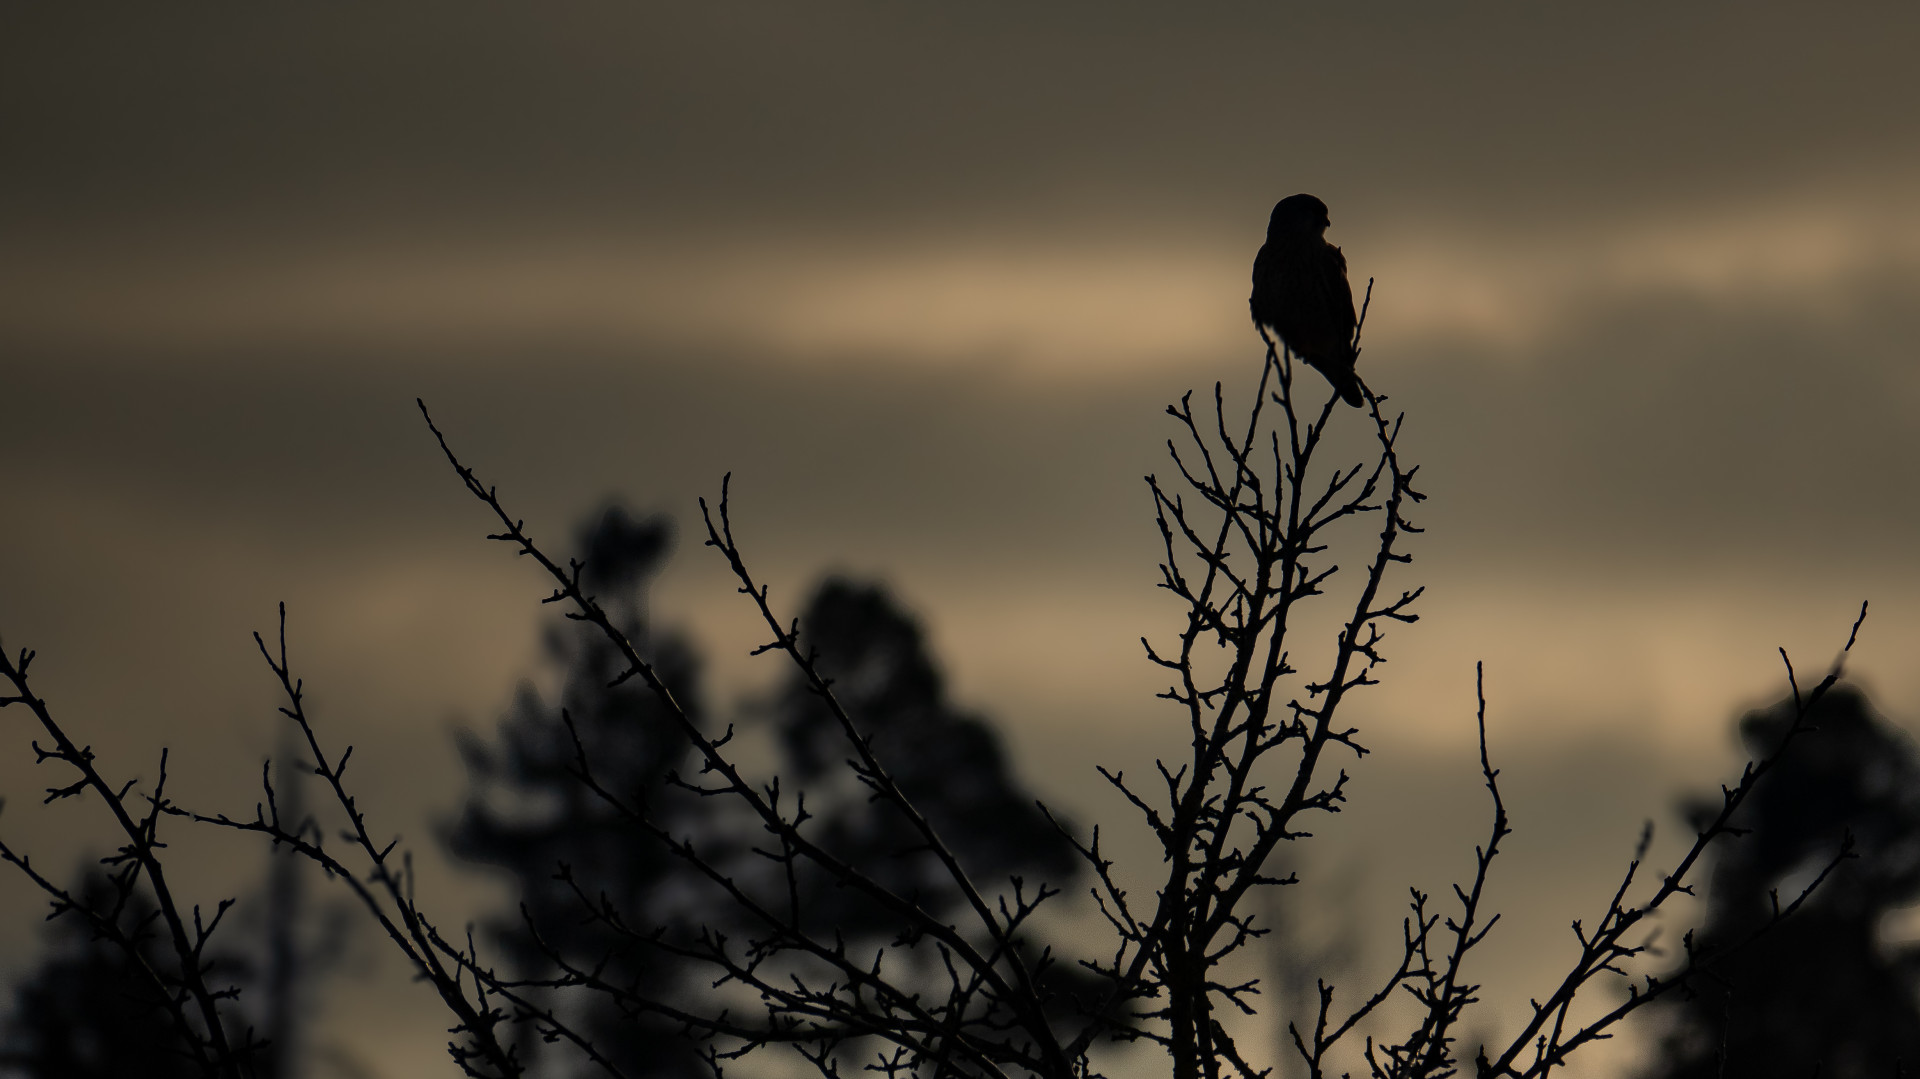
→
(0, 642, 252, 1077)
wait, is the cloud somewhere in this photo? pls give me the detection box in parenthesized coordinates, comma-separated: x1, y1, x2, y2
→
(1369, 189, 1920, 353)
(9, 183, 1920, 385)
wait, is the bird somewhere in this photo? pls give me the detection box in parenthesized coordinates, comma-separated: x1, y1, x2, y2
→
(1250, 193, 1364, 407)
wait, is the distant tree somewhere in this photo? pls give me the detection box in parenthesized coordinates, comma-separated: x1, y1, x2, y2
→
(0, 646, 279, 1079)
(1644, 686, 1920, 1079)
(0, 869, 206, 1079)
(769, 577, 1080, 940)
(0, 758, 344, 1079)
(448, 506, 708, 1076)
(447, 512, 1083, 1076)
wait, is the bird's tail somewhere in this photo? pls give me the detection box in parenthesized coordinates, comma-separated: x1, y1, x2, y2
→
(1304, 353, 1366, 408)
(1335, 372, 1365, 408)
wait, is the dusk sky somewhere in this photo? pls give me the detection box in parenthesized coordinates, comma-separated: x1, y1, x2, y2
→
(3, 5, 1918, 1075)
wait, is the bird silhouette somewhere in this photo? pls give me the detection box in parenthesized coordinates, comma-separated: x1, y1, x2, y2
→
(1250, 193, 1364, 407)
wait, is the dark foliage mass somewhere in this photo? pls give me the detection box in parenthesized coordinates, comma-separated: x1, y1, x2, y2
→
(0, 777, 341, 1079)
(448, 507, 1082, 1076)
(0, 870, 206, 1079)
(770, 577, 1081, 933)
(1647, 687, 1920, 1079)
(448, 506, 709, 1074)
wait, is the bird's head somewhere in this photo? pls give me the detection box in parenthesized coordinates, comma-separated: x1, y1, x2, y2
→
(1269, 194, 1331, 237)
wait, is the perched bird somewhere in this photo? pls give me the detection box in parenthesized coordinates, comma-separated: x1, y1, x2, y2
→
(1249, 193, 1364, 407)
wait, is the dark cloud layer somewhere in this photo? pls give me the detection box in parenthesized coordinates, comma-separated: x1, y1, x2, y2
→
(8, 3, 1920, 247)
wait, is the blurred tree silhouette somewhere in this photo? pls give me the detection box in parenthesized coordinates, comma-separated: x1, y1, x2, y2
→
(765, 577, 1101, 1039)
(0, 782, 348, 1079)
(448, 507, 1082, 1076)
(1645, 686, 1920, 1079)
(0, 869, 207, 1079)
(448, 506, 706, 1075)
(769, 576, 1081, 937)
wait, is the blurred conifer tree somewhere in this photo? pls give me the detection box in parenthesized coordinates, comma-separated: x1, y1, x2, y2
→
(1646, 687, 1920, 1079)
(448, 506, 1083, 1077)
(0, 871, 213, 1079)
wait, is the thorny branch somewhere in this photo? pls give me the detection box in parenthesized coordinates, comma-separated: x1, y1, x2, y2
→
(1472, 602, 1868, 1079)
(1277, 661, 1510, 1079)
(173, 609, 536, 1078)
(1057, 308, 1431, 1079)
(0, 644, 254, 1077)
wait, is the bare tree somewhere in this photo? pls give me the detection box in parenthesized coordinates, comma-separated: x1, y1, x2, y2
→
(0, 298, 1869, 1079)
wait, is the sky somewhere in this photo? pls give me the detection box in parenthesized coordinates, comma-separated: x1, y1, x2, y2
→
(3, 4, 1919, 1075)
